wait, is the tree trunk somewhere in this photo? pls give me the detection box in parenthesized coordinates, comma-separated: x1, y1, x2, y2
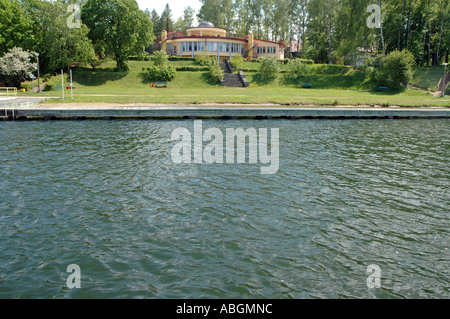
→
(406, 0, 412, 50)
(427, 8, 435, 67)
(398, 0, 405, 50)
(421, 24, 427, 66)
(328, 16, 333, 63)
(379, 0, 386, 56)
(421, 0, 430, 66)
(436, 0, 445, 64)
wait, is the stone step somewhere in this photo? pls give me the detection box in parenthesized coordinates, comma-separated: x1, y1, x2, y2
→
(221, 73, 245, 87)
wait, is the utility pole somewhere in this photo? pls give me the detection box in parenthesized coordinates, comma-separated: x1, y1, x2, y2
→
(35, 53, 41, 92)
(61, 69, 65, 100)
(443, 63, 448, 98)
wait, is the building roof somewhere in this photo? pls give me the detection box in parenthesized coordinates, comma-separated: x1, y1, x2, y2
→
(197, 21, 215, 28)
(253, 37, 287, 48)
(166, 36, 248, 43)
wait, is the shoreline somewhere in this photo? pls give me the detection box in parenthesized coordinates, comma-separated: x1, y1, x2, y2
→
(2, 103, 449, 120)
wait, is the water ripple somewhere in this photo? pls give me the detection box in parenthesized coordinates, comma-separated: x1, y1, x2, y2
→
(0, 119, 448, 298)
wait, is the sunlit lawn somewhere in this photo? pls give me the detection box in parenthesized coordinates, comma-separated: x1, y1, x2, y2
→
(20, 61, 450, 107)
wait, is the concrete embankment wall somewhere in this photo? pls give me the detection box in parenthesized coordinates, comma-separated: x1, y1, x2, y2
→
(1, 107, 449, 120)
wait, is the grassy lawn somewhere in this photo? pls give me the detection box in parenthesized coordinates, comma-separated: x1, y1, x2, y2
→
(410, 66, 448, 92)
(19, 60, 450, 107)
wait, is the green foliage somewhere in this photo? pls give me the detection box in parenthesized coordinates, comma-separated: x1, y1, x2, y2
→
(0, 0, 34, 55)
(312, 64, 349, 75)
(195, 55, 216, 67)
(287, 59, 310, 81)
(258, 57, 279, 82)
(146, 65, 177, 82)
(375, 50, 416, 90)
(0, 47, 37, 87)
(230, 54, 245, 70)
(207, 59, 224, 84)
(176, 66, 209, 72)
(46, 21, 95, 71)
(82, 0, 154, 72)
(168, 56, 196, 62)
(42, 73, 69, 91)
(21, 82, 32, 91)
(296, 58, 315, 65)
(152, 50, 169, 68)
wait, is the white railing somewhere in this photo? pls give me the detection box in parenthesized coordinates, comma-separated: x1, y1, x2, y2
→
(0, 87, 17, 96)
(2, 99, 43, 119)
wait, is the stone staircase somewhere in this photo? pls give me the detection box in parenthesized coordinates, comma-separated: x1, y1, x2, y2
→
(220, 60, 250, 88)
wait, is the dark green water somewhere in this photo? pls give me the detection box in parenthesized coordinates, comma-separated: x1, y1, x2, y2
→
(0, 119, 448, 299)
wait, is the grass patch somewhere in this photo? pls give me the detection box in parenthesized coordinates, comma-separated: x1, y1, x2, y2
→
(19, 59, 449, 107)
(409, 66, 445, 91)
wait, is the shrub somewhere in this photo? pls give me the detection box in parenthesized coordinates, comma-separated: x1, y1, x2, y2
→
(278, 58, 290, 65)
(230, 54, 245, 70)
(287, 59, 310, 81)
(0, 47, 37, 88)
(42, 74, 69, 91)
(176, 66, 209, 72)
(375, 50, 415, 90)
(208, 59, 224, 84)
(21, 82, 32, 91)
(147, 65, 177, 82)
(297, 58, 314, 65)
(152, 50, 170, 68)
(146, 51, 177, 82)
(195, 55, 215, 67)
(312, 64, 349, 75)
(258, 57, 279, 82)
(168, 56, 196, 61)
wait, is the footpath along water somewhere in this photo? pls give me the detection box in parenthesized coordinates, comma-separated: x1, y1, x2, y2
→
(0, 119, 448, 298)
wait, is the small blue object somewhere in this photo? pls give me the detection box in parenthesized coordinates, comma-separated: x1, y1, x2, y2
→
(378, 86, 387, 91)
(155, 82, 167, 87)
(301, 83, 312, 88)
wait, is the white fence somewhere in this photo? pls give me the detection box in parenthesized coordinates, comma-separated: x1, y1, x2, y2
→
(2, 99, 42, 118)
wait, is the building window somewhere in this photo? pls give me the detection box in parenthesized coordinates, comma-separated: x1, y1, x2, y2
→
(231, 43, 240, 53)
(267, 47, 276, 54)
(257, 47, 266, 54)
(207, 42, 218, 51)
(219, 42, 228, 52)
(194, 42, 204, 51)
(182, 42, 192, 52)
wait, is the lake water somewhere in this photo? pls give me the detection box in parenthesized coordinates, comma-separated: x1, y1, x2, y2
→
(0, 119, 448, 299)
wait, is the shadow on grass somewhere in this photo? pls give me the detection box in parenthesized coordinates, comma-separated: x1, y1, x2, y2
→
(368, 86, 409, 95)
(200, 72, 222, 86)
(251, 74, 278, 85)
(279, 73, 376, 90)
(73, 69, 128, 86)
(138, 72, 153, 85)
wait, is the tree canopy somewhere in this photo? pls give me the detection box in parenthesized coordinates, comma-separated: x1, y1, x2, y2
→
(81, 0, 154, 71)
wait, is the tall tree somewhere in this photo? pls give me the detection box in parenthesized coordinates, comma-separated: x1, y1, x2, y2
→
(183, 6, 195, 28)
(0, 0, 35, 55)
(82, 0, 154, 71)
(149, 9, 161, 38)
(159, 4, 174, 32)
(197, 0, 234, 28)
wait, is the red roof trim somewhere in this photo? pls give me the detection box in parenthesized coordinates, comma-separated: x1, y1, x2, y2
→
(254, 38, 286, 47)
(165, 36, 248, 43)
